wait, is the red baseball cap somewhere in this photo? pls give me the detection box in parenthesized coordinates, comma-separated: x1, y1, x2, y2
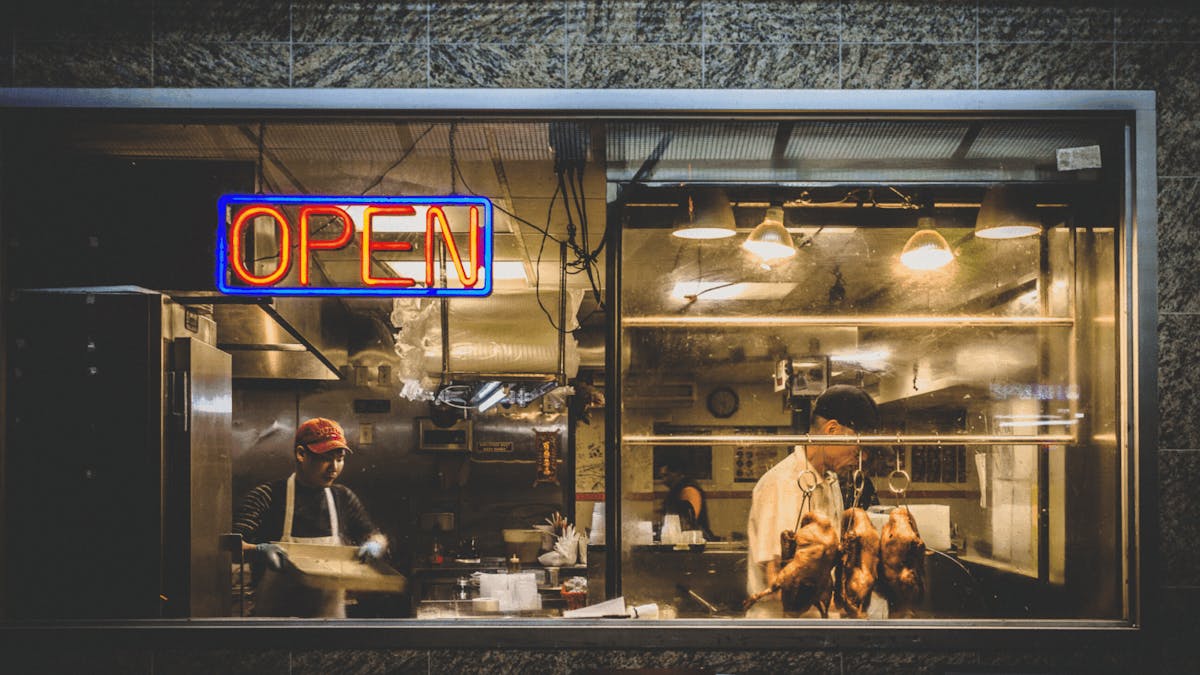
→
(295, 418, 352, 454)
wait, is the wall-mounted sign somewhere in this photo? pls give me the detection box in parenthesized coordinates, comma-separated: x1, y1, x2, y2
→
(217, 194, 493, 296)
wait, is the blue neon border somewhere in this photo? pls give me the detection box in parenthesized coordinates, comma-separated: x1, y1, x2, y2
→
(216, 194, 494, 297)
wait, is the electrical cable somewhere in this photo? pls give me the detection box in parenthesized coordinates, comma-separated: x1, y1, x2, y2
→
(360, 124, 435, 195)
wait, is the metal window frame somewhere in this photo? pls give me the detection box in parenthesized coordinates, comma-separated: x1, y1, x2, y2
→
(0, 88, 1156, 649)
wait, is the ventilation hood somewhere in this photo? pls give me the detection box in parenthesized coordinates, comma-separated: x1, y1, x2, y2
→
(173, 294, 347, 381)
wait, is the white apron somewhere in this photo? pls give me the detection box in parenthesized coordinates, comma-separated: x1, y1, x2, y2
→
(253, 474, 346, 618)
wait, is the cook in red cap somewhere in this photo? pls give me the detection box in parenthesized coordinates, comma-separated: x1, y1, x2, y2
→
(232, 416, 388, 618)
(294, 417, 353, 455)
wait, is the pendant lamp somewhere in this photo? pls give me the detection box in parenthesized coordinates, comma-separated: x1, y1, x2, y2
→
(672, 188, 737, 240)
(900, 216, 954, 271)
(974, 184, 1042, 239)
(742, 206, 796, 262)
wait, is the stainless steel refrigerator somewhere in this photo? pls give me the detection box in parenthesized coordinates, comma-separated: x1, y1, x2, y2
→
(5, 289, 232, 618)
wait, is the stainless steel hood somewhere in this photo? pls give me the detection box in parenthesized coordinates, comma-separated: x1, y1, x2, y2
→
(174, 294, 347, 381)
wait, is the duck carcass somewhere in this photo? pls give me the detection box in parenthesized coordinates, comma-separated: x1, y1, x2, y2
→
(877, 506, 925, 617)
(744, 511, 840, 618)
(835, 507, 880, 618)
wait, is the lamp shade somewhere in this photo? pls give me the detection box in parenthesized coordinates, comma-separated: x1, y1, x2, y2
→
(673, 188, 737, 239)
(741, 206, 796, 262)
(974, 184, 1042, 239)
(900, 217, 954, 270)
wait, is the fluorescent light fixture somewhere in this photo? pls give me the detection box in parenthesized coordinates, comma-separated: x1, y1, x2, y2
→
(742, 206, 796, 262)
(829, 348, 892, 367)
(383, 260, 527, 284)
(900, 217, 953, 271)
(475, 384, 508, 413)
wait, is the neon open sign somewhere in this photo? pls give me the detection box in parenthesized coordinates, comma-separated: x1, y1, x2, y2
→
(217, 194, 493, 296)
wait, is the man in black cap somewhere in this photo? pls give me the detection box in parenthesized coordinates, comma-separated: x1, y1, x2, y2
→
(746, 385, 881, 617)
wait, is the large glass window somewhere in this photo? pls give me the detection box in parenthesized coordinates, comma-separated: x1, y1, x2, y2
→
(0, 105, 1139, 625)
(615, 118, 1126, 620)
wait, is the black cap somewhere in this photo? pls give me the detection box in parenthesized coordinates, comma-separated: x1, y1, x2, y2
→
(812, 385, 879, 433)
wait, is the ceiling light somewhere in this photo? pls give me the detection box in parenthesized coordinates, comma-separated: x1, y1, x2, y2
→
(829, 348, 892, 368)
(900, 216, 953, 271)
(742, 206, 796, 262)
(974, 184, 1042, 239)
(475, 384, 508, 413)
(673, 188, 737, 240)
(471, 381, 508, 412)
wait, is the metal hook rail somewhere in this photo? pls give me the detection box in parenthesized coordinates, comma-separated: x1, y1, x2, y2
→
(623, 433, 1075, 447)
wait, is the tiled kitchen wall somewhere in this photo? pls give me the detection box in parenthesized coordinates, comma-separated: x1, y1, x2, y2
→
(3, 1, 1199, 673)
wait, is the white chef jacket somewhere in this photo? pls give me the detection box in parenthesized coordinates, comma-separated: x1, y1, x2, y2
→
(745, 447, 844, 617)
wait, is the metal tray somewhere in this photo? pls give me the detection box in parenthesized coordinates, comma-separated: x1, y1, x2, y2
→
(276, 542, 408, 593)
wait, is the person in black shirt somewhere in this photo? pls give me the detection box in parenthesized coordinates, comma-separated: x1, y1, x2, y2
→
(234, 417, 387, 617)
(658, 459, 715, 542)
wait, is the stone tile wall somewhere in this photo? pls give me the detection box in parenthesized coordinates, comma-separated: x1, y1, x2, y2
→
(3, 0, 1199, 673)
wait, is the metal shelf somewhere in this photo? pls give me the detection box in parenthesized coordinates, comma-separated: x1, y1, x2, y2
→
(622, 316, 1075, 328)
(622, 433, 1076, 447)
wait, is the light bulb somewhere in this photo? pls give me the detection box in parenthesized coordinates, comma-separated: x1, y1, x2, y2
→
(742, 206, 796, 262)
(900, 222, 953, 271)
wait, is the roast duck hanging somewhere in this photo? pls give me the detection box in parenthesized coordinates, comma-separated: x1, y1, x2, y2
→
(743, 511, 840, 617)
(877, 506, 926, 617)
(745, 505, 926, 618)
(835, 507, 881, 618)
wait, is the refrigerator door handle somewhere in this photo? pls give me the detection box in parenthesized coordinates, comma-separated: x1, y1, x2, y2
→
(167, 370, 190, 432)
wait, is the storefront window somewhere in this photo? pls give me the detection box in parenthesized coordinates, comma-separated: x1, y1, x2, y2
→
(0, 100, 1143, 626)
(615, 118, 1125, 620)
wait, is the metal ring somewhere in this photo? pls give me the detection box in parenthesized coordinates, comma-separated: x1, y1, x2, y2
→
(797, 469, 820, 494)
(852, 469, 866, 492)
(888, 469, 911, 494)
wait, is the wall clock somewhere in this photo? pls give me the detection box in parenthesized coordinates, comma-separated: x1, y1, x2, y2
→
(706, 386, 739, 419)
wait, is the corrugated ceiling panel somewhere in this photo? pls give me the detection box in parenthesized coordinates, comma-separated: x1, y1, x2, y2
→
(786, 122, 969, 160)
(607, 122, 777, 163)
(966, 122, 1099, 160)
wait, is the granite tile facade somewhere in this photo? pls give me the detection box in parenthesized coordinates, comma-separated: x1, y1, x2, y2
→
(1159, 448, 1200, 586)
(842, 43, 975, 89)
(2, 0, 1199, 672)
(1117, 42, 1200, 177)
(292, 1, 428, 44)
(702, 0, 839, 43)
(569, 44, 702, 88)
(704, 43, 839, 89)
(978, 41, 1113, 89)
(294, 43, 426, 88)
(1157, 177, 1200, 314)
(841, 0, 976, 44)
(15, 42, 152, 87)
(569, 0, 704, 45)
(1158, 313, 1200, 452)
(432, 43, 562, 88)
(978, 1, 1114, 43)
(154, 42, 290, 87)
(432, 1, 565, 44)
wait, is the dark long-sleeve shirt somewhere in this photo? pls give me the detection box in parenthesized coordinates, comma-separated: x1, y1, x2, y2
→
(234, 478, 380, 546)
